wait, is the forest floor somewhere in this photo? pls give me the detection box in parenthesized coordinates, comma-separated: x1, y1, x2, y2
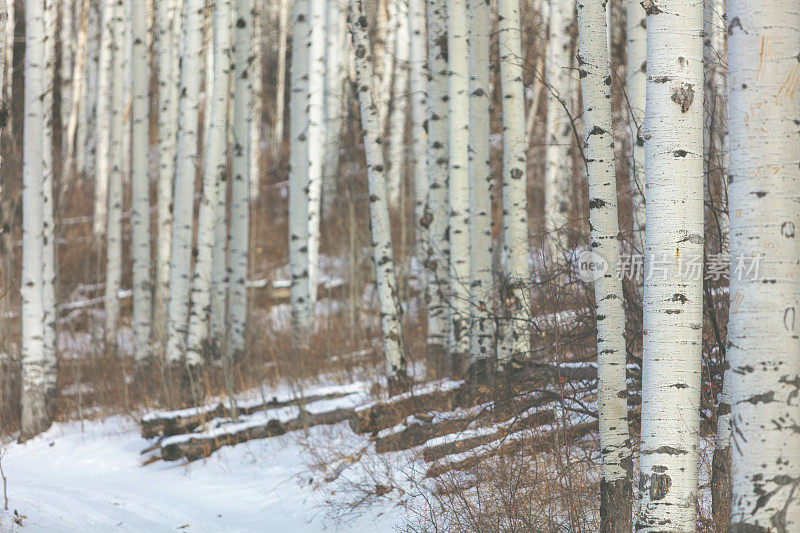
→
(0, 414, 402, 532)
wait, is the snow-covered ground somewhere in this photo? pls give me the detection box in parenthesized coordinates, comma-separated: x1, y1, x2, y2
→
(0, 417, 401, 532)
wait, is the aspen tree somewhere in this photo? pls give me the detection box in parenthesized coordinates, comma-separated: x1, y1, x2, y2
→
(726, 2, 800, 529)
(496, 0, 530, 366)
(626, 0, 646, 251)
(273, 0, 290, 145)
(446, 0, 470, 367)
(408, 0, 427, 278)
(466, 0, 492, 376)
(104, 0, 125, 350)
(42, 0, 57, 398)
(636, 0, 704, 530)
(21, 0, 49, 439)
(542, 0, 574, 259)
(577, 0, 632, 529)
(166, 0, 205, 364)
(424, 0, 451, 376)
(0, 0, 5, 133)
(76, 0, 95, 175)
(227, 0, 253, 359)
(248, 4, 261, 201)
(385, 0, 409, 205)
(154, 0, 184, 358)
(187, 0, 233, 366)
(289, 0, 311, 347)
(349, 0, 410, 393)
(306, 0, 325, 308)
(93, 0, 115, 237)
(60, 0, 74, 138)
(64, 0, 90, 174)
(131, 0, 152, 363)
(322, 0, 346, 215)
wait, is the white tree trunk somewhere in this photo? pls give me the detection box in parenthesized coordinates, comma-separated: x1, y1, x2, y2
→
(104, 0, 125, 349)
(227, 0, 253, 359)
(273, 0, 290, 146)
(76, 0, 95, 175)
(424, 0, 451, 375)
(21, 0, 49, 439)
(408, 0, 427, 278)
(349, 0, 409, 392)
(726, 2, 800, 529)
(305, 0, 325, 308)
(466, 0, 492, 375)
(636, 1, 704, 530)
(576, 1, 632, 529)
(64, 0, 90, 174)
(166, 0, 205, 364)
(248, 4, 262, 201)
(154, 0, 183, 358)
(385, 0, 409, 205)
(0, 0, 5, 130)
(496, 0, 530, 366)
(187, 0, 232, 366)
(444, 0, 470, 365)
(321, 0, 346, 215)
(542, 0, 574, 259)
(289, 0, 311, 346)
(60, 0, 74, 139)
(42, 0, 57, 400)
(93, 0, 115, 237)
(626, 0, 646, 251)
(131, 0, 152, 363)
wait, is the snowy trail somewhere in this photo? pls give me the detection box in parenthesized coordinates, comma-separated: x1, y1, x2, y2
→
(0, 418, 399, 532)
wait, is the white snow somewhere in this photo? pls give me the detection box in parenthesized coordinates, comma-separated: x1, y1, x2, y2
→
(0, 417, 402, 532)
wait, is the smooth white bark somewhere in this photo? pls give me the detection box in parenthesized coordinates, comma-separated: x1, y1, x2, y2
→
(637, 1, 704, 530)
(385, 0, 409, 205)
(726, 2, 800, 529)
(424, 0, 451, 369)
(322, 0, 346, 215)
(626, 0, 646, 251)
(21, 0, 49, 439)
(467, 0, 492, 368)
(154, 0, 183, 358)
(350, 0, 409, 391)
(60, 0, 74, 139)
(577, 0, 632, 527)
(187, 0, 233, 366)
(131, 0, 152, 363)
(227, 0, 253, 359)
(542, 0, 574, 258)
(248, 4, 262, 201)
(497, 0, 530, 365)
(446, 0, 470, 362)
(104, 0, 125, 349)
(408, 0, 427, 277)
(289, 0, 311, 346)
(93, 0, 115, 237)
(273, 0, 290, 145)
(166, 0, 205, 363)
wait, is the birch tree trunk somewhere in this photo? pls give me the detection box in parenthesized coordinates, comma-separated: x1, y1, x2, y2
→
(77, 0, 96, 175)
(273, 0, 289, 146)
(131, 0, 152, 363)
(0, 0, 5, 128)
(64, 0, 89, 176)
(711, 361, 731, 530)
(466, 0, 492, 378)
(408, 0, 427, 279)
(445, 0, 470, 367)
(385, 0, 409, 205)
(636, 1, 704, 530)
(21, 0, 49, 439)
(349, 0, 410, 393)
(424, 0, 451, 376)
(322, 0, 345, 215)
(104, 0, 125, 350)
(187, 0, 232, 366)
(496, 0, 530, 366)
(726, 2, 800, 529)
(248, 4, 261, 201)
(154, 0, 183, 358)
(60, 0, 74, 139)
(226, 0, 253, 359)
(577, 1, 632, 529)
(542, 0, 574, 259)
(42, 0, 57, 402)
(166, 0, 205, 364)
(289, 0, 311, 347)
(93, 0, 115, 237)
(626, 0, 646, 251)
